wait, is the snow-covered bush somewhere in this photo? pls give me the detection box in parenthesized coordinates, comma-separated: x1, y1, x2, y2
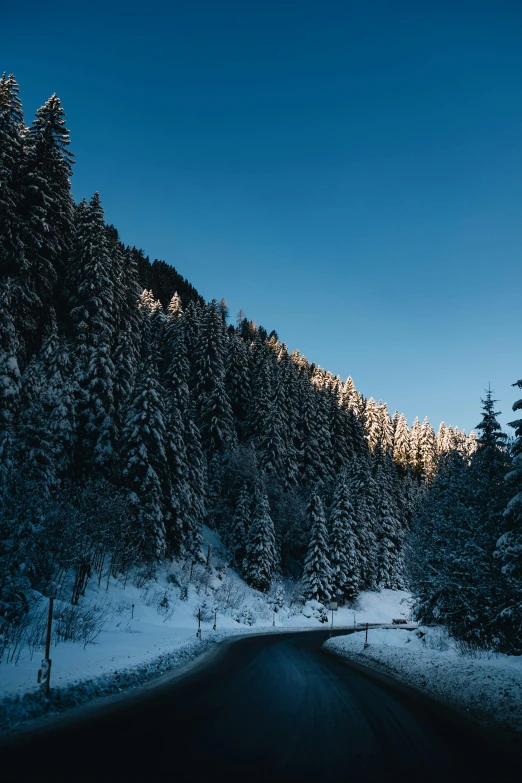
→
(141, 585, 176, 622)
(302, 599, 328, 623)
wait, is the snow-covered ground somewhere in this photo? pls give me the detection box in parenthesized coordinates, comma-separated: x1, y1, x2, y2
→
(325, 625, 522, 737)
(0, 527, 410, 734)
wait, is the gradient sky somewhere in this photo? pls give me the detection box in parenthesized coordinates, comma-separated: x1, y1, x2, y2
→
(4, 1, 522, 433)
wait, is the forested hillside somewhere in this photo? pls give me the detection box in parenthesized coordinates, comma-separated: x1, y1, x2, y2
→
(1, 76, 480, 650)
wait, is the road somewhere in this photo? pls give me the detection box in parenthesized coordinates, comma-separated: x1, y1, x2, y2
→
(1, 629, 519, 782)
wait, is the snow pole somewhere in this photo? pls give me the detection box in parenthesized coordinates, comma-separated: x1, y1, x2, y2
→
(213, 609, 217, 631)
(38, 596, 54, 697)
(365, 623, 368, 645)
(197, 607, 201, 640)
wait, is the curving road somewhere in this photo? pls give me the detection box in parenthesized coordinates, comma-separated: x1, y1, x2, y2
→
(2, 630, 519, 782)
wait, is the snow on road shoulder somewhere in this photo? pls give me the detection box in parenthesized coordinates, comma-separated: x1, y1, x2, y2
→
(324, 626, 522, 737)
(0, 520, 412, 737)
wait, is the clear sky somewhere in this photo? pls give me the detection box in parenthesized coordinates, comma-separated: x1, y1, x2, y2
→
(4, 1, 522, 433)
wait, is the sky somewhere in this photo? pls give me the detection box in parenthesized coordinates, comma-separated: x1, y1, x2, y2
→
(4, 0, 522, 433)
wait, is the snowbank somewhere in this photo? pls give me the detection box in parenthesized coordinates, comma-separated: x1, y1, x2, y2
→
(325, 626, 522, 737)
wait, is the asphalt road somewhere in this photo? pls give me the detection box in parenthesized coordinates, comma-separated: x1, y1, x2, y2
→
(2, 630, 520, 782)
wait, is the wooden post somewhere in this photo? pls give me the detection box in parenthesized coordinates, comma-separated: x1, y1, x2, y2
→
(131, 603, 134, 620)
(365, 622, 369, 645)
(213, 609, 217, 631)
(45, 597, 54, 660)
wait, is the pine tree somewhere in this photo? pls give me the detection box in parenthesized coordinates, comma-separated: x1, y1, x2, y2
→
(120, 352, 169, 562)
(419, 417, 437, 484)
(409, 416, 422, 473)
(21, 94, 74, 314)
(229, 483, 251, 567)
(393, 413, 410, 471)
(194, 302, 235, 455)
(329, 473, 359, 600)
(497, 378, 522, 624)
(375, 463, 403, 588)
(302, 492, 332, 602)
(365, 397, 381, 453)
(225, 331, 251, 439)
(350, 456, 379, 589)
(0, 74, 25, 281)
(69, 194, 116, 473)
(0, 282, 21, 429)
(244, 487, 277, 591)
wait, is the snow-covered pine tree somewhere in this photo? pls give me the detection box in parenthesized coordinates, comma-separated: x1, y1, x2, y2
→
(69, 194, 116, 474)
(38, 313, 76, 477)
(119, 346, 169, 563)
(436, 422, 447, 454)
(229, 483, 251, 567)
(408, 416, 422, 474)
(0, 74, 26, 282)
(194, 301, 236, 455)
(419, 417, 437, 484)
(350, 456, 379, 590)
(329, 472, 359, 600)
(20, 93, 74, 319)
(13, 353, 57, 496)
(496, 378, 522, 643)
(376, 401, 394, 455)
(302, 491, 332, 602)
(244, 487, 277, 591)
(375, 463, 403, 588)
(393, 413, 410, 471)
(277, 343, 300, 489)
(110, 236, 142, 427)
(365, 397, 381, 453)
(0, 282, 21, 430)
(225, 330, 251, 439)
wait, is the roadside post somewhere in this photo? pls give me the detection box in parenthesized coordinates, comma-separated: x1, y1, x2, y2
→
(328, 601, 338, 634)
(196, 607, 201, 639)
(213, 609, 217, 631)
(37, 595, 54, 697)
(365, 622, 369, 647)
(131, 603, 134, 620)
(353, 613, 356, 630)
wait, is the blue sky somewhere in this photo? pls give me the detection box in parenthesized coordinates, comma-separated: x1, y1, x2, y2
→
(5, 1, 522, 433)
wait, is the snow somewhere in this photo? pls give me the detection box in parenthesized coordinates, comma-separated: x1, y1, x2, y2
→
(325, 625, 522, 737)
(0, 526, 411, 735)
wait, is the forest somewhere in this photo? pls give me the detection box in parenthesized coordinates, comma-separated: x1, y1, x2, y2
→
(1, 74, 520, 657)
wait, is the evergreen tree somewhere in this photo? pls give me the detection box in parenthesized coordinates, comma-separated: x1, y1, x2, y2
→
(419, 417, 437, 484)
(225, 330, 251, 439)
(497, 377, 522, 643)
(194, 302, 235, 455)
(69, 194, 116, 473)
(302, 492, 332, 602)
(0, 282, 21, 429)
(229, 483, 251, 567)
(329, 473, 359, 600)
(244, 487, 277, 591)
(0, 74, 25, 281)
(21, 94, 74, 316)
(120, 353, 169, 562)
(409, 416, 422, 473)
(365, 397, 381, 453)
(393, 413, 410, 471)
